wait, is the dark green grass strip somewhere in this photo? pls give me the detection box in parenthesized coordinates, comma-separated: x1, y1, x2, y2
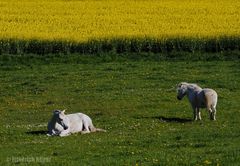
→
(0, 36, 240, 59)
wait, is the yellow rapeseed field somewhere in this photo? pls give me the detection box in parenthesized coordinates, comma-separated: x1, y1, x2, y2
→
(0, 0, 239, 42)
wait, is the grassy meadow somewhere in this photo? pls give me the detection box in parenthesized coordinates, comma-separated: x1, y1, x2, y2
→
(0, 0, 240, 165)
(0, 56, 239, 165)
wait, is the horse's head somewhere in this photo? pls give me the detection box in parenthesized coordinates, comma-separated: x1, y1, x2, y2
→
(177, 82, 188, 100)
(53, 110, 69, 130)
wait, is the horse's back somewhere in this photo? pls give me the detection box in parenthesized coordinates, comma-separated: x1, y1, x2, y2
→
(67, 113, 82, 121)
(203, 88, 217, 98)
(67, 113, 92, 124)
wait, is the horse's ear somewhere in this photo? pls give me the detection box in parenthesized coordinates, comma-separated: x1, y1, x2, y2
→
(62, 109, 66, 114)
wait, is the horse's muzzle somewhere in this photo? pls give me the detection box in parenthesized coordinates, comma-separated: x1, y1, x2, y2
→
(177, 96, 182, 100)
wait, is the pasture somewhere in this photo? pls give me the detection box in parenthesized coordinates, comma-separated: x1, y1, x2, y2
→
(0, 56, 239, 165)
(0, 0, 239, 165)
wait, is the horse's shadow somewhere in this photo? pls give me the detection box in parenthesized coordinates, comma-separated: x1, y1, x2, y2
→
(26, 130, 48, 135)
(135, 115, 192, 123)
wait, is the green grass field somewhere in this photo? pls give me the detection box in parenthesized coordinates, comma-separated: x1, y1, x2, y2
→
(0, 56, 239, 165)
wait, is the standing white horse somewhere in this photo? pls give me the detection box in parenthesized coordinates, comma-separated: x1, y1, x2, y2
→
(47, 110, 106, 137)
(177, 82, 218, 121)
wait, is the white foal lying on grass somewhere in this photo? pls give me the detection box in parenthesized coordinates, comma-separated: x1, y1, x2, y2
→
(47, 110, 106, 137)
(177, 82, 218, 121)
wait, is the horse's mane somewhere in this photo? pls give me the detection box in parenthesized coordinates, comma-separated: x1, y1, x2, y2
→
(187, 83, 202, 91)
(178, 82, 202, 91)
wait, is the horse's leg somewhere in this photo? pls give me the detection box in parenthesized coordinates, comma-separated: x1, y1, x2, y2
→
(81, 130, 91, 134)
(48, 129, 57, 136)
(197, 108, 201, 120)
(81, 120, 91, 134)
(192, 106, 198, 121)
(81, 122, 91, 134)
(207, 107, 214, 120)
(211, 106, 217, 120)
(59, 129, 70, 137)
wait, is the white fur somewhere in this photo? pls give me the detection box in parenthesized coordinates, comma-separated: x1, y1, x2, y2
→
(177, 82, 218, 120)
(47, 110, 106, 137)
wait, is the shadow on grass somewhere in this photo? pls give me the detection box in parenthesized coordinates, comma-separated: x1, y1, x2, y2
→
(26, 130, 48, 135)
(135, 115, 192, 123)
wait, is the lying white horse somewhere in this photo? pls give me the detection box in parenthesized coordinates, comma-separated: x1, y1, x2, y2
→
(177, 82, 218, 121)
(47, 110, 106, 137)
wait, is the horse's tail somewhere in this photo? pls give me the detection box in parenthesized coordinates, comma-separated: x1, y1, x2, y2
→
(95, 128, 107, 132)
(90, 126, 107, 132)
